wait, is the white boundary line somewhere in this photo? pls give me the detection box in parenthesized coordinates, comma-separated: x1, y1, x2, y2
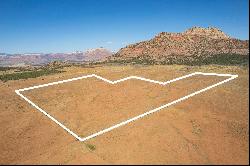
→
(15, 72, 238, 142)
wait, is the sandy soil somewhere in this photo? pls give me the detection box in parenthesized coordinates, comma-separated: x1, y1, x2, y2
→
(0, 65, 248, 164)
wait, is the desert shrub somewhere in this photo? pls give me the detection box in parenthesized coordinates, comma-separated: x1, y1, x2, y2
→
(0, 69, 63, 82)
(198, 54, 249, 66)
(89, 53, 249, 66)
(0, 67, 18, 71)
(158, 53, 249, 66)
(85, 143, 96, 151)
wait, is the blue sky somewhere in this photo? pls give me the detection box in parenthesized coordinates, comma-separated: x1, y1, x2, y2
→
(0, 0, 249, 53)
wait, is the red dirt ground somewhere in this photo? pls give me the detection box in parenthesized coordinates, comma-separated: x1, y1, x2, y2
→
(0, 65, 248, 164)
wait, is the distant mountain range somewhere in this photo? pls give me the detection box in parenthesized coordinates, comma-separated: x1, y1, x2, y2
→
(0, 48, 112, 67)
(1, 26, 249, 67)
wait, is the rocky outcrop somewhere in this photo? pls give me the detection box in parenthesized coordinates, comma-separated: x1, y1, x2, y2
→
(183, 26, 230, 39)
(111, 27, 249, 62)
(84, 48, 113, 61)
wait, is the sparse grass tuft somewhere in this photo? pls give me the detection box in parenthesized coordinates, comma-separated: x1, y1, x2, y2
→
(85, 143, 96, 151)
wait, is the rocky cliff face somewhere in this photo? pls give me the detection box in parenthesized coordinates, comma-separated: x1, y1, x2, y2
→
(112, 27, 248, 62)
(183, 27, 230, 39)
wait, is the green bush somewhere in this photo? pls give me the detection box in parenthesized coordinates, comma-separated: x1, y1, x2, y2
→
(0, 69, 63, 82)
(0, 67, 18, 71)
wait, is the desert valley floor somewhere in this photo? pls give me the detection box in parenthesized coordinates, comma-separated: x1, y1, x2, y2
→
(0, 64, 249, 164)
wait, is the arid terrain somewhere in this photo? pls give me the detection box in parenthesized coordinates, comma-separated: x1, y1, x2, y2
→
(111, 27, 248, 64)
(0, 64, 248, 164)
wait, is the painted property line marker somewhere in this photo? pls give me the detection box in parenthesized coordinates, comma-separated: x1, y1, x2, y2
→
(15, 72, 238, 142)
